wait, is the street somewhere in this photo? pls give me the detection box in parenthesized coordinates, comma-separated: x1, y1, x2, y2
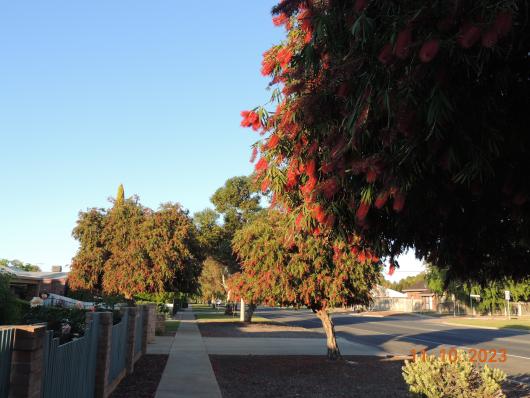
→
(258, 308, 530, 386)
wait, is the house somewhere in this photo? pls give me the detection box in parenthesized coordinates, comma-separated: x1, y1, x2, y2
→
(402, 280, 438, 311)
(369, 285, 410, 312)
(371, 285, 408, 298)
(1, 265, 69, 300)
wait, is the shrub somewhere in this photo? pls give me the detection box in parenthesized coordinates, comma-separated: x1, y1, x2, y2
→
(402, 350, 506, 398)
(0, 274, 25, 325)
(22, 306, 87, 343)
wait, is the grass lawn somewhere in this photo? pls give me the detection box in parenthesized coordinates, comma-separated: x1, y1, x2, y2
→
(165, 320, 180, 333)
(448, 318, 530, 330)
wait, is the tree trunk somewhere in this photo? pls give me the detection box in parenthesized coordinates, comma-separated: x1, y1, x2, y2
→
(240, 298, 245, 321)
(316, 309, 341, 360)
(244, 302, 256, 323)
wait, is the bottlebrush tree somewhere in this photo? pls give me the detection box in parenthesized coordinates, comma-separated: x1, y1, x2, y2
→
(69, 187, 203, 298)
(230, 210, 381, 359)
(242, 0, 530, 281)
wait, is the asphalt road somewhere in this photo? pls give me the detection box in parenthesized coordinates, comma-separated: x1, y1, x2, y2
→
(258, 308, 530, 386)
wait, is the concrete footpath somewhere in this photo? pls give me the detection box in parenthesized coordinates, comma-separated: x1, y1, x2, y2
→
(155, 309, 222, 398)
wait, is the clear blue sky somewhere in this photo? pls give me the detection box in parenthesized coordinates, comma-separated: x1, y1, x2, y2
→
(0, 1, 423, 278)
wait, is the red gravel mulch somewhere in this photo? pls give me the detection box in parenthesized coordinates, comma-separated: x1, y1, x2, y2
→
(210, 355, 410, 398)
(110, 354, 168, 398)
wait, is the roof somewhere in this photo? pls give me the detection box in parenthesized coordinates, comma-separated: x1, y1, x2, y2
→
(0, 266, 68, 280)
(371, 285, 407, 298)
(402, 280, 431, 292)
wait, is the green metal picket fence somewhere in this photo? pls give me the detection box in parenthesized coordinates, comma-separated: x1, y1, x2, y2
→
(0, 328, 15, 398)
(42, 313, 100, 398)
(134, 309, 143, 356)
(108, 310, 129, 384)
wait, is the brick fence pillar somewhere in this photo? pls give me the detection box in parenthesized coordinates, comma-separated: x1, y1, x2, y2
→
(86, 311, 113, 398)
(155, 314, 166, 335)
(122, 307, 137, 375)
(139, 305, 149, 355)
(9, 325, 46, 398)
(146, 304, 156, 344)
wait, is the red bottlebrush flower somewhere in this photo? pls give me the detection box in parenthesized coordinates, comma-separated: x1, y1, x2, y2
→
(388, 263, 396, 276)
(394, 29, 412, 60)
(494, 11, 512, 37)
(419, 39, 440, 63)
(267, 134, 280, 149)
(321, 162, 334, 174)
(255, 157, 268, 172)
(277, 47, 293, 71)
(378, 43, 393, 65)
(273, 13, 289, 28)
(320, 178, 339, 200)
(353, 0, 367, 13)
(481, 29, 498, 48)
(365, 169, 377, 183)
(286, 166, 298, 188)
(313, 204, 327, 224)
(298, 8, 313, 44)
(249, 147, 258, 163)
(301, 177, 317, 197)
(260, 48, 277, 76)
(356, 201, 370, 220)
(358, 251, 366, 263)
(240, 110, 261, 131)
(308, 142, 318, 155)
(393, 192, 406, 212)
(306, 159, 317, 179)
(295, 213, 304, 229)
(458, 24, 481, 49)
(261, 178, 269, 193)
(374, 191, 389, 209)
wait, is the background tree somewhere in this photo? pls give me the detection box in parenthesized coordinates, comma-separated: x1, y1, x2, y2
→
(243, 0, 529, 282)
(0, 259, 41, 272)
(69, 187, 202, 299)
(198, 257, 228, 303)
(209, 176, 262, 272)
(194, 176, 262, 304)
(68, 208, 109, 294)
(381, 272, 426, 293)
(230, 209, 381, 359)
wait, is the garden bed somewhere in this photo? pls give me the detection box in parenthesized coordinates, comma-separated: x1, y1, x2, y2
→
(210, 355, 409, 398)
(110, 354, 168, 398)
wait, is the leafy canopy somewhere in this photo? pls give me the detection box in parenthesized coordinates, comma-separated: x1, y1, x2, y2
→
(243, 0, 529, 281)
(69, 187, 202, 298)
(230, 209, 381, 311)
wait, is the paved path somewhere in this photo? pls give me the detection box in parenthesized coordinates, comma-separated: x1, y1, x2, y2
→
(155, 309, 222, 398)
